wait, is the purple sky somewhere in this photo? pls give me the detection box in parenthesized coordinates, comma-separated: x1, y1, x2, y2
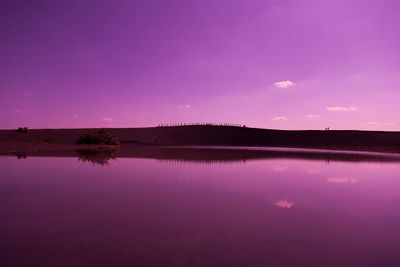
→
(1, 0, 400, 130)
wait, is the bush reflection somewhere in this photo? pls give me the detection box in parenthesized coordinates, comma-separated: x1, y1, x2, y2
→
(77, 149, 118, 166)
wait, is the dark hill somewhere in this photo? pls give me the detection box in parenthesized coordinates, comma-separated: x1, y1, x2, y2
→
(1, 125, 400, 153)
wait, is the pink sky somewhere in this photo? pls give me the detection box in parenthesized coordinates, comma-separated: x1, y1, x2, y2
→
(1, 0, 399, 130)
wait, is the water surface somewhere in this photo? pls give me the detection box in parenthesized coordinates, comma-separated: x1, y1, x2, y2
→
(1, 150, 400, 266)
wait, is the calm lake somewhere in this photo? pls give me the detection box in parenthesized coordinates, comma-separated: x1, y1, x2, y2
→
(1, 148, 400, 266)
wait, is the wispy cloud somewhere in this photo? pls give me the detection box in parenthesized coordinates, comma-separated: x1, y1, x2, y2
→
(273, 80, 295, 88)
(178, 104, 191, 109)
(72, 115, 79, 119)
(306, 114, 320, 119)
(363, 122, 378, 126)
(103, 117, 114, 122)
(359, 122, 395, 128)
(326, 106, 358, 111)
(22, 93, 31, 97)
(270, 116, 288, 121)
(275, 200, 294, 209)
(15, 109, 23, 113)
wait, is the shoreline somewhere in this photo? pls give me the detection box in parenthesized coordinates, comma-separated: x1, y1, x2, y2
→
(1, 126, 400, 156)
(2, 142, 400, 165)
(1, 141, 400, 156)
(0, 141, 119, 155)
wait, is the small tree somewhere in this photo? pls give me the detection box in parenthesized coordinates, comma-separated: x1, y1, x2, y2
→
(76, 129, 119, 146)
(16, 127, 28, 133)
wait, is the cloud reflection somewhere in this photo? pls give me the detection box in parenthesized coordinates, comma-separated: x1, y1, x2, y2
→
(272, 166, 288, 172)
(327, 177, 359, 184)
(306, 169, 320, 174)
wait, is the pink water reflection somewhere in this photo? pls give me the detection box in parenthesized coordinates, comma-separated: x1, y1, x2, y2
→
(1, 155, 400, 266)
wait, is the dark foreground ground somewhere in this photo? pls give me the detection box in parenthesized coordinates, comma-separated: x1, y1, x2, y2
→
(1, 125, 400, 155)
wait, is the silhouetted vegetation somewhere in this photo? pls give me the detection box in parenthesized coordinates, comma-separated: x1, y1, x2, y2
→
(77, 149, 118, 166)
(76, 129, 119, 146)
(157, 122, 245, 127)
(16, 127, 28, 133)
(15, 152, 27, 159)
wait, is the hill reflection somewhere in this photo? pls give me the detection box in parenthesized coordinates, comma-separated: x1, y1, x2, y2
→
(11, 146, 400, 166)
(156, 158, 247, 165)
(115, 146, 400, 165)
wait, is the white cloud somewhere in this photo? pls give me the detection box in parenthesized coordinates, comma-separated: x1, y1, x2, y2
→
(326, 106, 358, 112)
(15, 109, 23, 113)
(363, 122, 378, 126)
(178, 104, 191, 109)
(326, 106, 348, 111)
(360, 122, 395, 128)
(273, 80, 295, 88)
(275, 200, 294, 209)
(103, 117, 114, 122)
(306, 114, 320, 119)
(270, 116, 288, 121)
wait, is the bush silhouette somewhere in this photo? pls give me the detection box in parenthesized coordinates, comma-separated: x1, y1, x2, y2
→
(16, 127, 28, 133)
(76, 129, 119, 146)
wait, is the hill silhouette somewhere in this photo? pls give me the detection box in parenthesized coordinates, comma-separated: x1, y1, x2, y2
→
(1, 125, 400, 153)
